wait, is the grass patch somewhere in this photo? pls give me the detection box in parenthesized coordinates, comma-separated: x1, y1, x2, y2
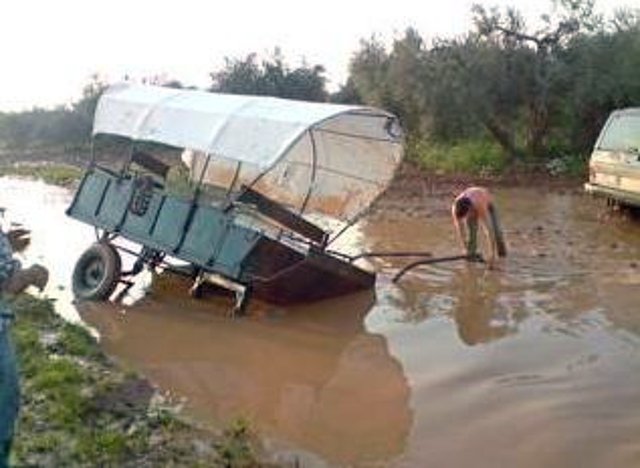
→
(215, 418, 258, 467)
(0, 163, 83, 187)
(545, 154, 588, 178)
(8, 295, 264, 466)
(57, 322, 102, 359)
(408, 138, 508, 176)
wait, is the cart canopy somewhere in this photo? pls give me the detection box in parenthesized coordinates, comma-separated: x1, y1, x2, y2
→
(93, 83, 403, 221)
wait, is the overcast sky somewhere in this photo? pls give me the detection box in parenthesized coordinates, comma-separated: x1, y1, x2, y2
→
(1, 0, 637, 111)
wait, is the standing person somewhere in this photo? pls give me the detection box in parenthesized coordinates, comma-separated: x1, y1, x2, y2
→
(451, 187, 507, 267)
(0, 223, 48, 468)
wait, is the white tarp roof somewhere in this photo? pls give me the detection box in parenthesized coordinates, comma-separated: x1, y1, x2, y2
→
(94, 83, 398, 168)
(93, 83, 403, 221)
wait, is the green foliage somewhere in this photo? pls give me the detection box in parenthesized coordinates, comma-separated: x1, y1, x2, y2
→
(0, 76, 106, 150)
(347, 0, 640, 165)
(0, 108, 86, 148)
(214, 417, 258, 467)
(545, 153, 588, 177)
(30, 359, 89, 425)
(409, 138, 507, 175)
(349, 36, 391, 107)
(76, 430, 129, 462)
(330, 77, 362, 104)
(0, 164, 82, 186)
(58, 322, 102, 359)
(555, 18, 640, 153)
(211, 49, 328, 102)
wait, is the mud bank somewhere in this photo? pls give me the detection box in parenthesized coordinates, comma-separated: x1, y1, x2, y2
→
(9, 294, 261, 467)
(370, 161, 583, 221)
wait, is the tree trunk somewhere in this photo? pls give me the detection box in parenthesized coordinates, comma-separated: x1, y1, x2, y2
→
(527, 102, 550, 159)
(527, 47, 551, 159)
(483, 118, 521, 163)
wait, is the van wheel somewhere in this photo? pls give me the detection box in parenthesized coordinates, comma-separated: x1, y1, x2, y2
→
(72, 242, 122, 300)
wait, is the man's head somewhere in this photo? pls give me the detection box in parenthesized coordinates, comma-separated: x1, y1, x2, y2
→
(454, 196, 472, 219)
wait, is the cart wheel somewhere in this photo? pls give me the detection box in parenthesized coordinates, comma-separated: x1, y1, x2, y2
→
(72, 242, 122, 300)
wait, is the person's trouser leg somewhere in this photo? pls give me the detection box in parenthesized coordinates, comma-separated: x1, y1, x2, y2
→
(0, 329, 19, 468)
(488, 203, 507, 257)
(466, 217, 479, 257)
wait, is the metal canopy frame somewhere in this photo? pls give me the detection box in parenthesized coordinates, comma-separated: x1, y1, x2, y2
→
(88, 84, 404, 245)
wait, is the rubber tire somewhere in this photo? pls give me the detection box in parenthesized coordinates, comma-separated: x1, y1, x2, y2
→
(72, 242, 122, 300)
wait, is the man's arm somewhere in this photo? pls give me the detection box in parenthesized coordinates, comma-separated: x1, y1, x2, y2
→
(4, 264, 49, 295)
(452, 210, 468, 254)
(0, 229, 48, 295)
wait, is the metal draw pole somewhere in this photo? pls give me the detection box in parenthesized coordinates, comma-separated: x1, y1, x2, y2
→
(392, 254, 484, 283)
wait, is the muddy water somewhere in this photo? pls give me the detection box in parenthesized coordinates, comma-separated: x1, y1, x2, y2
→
(0, 178, 94, 322)
(2, 177, 640, 467)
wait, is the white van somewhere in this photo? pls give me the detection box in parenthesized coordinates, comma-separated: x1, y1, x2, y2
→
(585, 108, 640, 207)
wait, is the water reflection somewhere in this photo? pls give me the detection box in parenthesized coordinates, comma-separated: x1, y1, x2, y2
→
(78, 281, 412, 465)
(449, 268, 513, 346)
(389, 265, 523, 347)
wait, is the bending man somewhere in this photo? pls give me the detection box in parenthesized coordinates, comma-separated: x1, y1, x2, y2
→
(451, 186, 507, 266)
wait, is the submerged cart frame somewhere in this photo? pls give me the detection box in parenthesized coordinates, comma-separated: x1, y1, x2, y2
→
(67, 84, 404, 311)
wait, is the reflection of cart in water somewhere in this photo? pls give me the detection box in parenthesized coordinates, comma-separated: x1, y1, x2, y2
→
(67, 84, 403, 311)
(77, 288, 411, 465)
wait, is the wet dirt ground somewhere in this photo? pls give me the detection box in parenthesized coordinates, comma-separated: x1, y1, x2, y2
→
(2, 176, 640, 467)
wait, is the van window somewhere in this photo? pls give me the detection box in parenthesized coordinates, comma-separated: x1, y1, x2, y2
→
(598, 114, 640, 152)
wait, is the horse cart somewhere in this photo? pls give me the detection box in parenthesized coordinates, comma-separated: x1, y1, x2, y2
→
(67, 83, 404, 312)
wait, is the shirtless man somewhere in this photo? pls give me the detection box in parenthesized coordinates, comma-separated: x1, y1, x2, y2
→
(451, 187, 507, 267)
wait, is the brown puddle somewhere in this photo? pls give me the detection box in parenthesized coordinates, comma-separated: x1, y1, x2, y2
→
(3, 177, 640, 467)
(79, 287, 411, 465)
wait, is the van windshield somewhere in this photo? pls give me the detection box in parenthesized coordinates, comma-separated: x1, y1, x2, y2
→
(598, 114, 640, 152)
